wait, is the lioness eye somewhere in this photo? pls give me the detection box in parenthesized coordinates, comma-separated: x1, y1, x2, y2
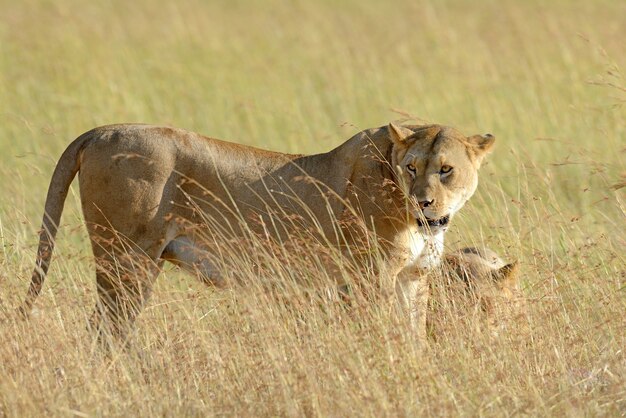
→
(406, 164, 416, 173)
(440, 165, 453, 174)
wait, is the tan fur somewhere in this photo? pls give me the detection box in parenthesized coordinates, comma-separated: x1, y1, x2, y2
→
(20, 123, 493, 339)
(430, 247, 526, 336)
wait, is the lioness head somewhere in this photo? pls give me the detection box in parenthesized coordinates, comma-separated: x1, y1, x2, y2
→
(387, 123, 494, 234)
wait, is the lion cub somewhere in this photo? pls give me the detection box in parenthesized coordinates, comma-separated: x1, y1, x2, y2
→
(429, 247, 526, 336)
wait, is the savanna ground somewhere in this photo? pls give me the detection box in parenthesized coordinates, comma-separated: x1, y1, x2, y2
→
(0, 0, 624, 416)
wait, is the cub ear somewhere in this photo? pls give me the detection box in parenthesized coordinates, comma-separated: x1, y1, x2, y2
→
(492, 261, 519, 289)
(388, 122, 414, 146)
(467, 133, 495, 164)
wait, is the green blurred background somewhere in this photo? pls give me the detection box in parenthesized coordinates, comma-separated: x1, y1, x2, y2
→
(1, 0, 624, 270)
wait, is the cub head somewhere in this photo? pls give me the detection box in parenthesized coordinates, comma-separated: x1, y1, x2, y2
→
(445, 247, 520, 299)
(387, 122, 494, 234)
(443, 247, 524, 334)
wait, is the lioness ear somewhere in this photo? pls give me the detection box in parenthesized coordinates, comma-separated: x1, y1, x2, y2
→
(467, 133, 495, 164)
(388, 123, 414, 146)
(492, 261, 519, 289)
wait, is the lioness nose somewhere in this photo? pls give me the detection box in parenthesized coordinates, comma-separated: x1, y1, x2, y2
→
(419, 199, 434, 209)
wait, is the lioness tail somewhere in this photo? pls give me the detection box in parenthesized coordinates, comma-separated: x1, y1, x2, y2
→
(19, 132, 92, 317)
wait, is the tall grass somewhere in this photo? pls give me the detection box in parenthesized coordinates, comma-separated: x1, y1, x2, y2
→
(0, 0, 624, 415)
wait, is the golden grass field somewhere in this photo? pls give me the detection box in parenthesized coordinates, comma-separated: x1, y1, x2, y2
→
(1, 0, 624, 416)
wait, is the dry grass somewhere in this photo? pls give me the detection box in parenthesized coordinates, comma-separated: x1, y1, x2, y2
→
(1, 0, 625, 416)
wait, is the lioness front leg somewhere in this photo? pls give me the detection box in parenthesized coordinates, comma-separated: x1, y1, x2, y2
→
(395, 230, 444, 339)
(395, 270, 430, 340)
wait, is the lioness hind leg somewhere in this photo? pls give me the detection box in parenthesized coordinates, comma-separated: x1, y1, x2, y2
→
(90, 252, 163, 346)
(160, 236, 225, 287)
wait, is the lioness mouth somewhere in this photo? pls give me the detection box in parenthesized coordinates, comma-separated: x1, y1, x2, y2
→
(416, 214, 450, 228)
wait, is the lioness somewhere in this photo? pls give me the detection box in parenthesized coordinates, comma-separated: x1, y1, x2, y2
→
(429, 247, 525, 336)
(20, 123, 494, 338)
